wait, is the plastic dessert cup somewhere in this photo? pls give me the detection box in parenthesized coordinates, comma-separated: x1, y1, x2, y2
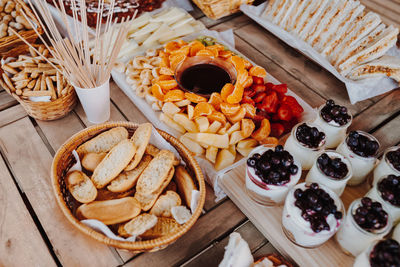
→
(336, 131, 379, 186)
(284, 123, 326, 170)
(353, 239, 400, 267)
(372, 146, 400, 187)
(335, 198, 392, 256)
(305, 151, 352, 196)
(245, 145, 302, 206)
(282, 183, 344, 248)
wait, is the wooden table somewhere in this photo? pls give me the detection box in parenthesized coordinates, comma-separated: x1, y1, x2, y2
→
(0, 1, 399, 266)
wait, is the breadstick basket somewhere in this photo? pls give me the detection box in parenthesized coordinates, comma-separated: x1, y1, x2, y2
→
(192, 0, 254, 20)
(51, 122, 206, 251)
(0, 0, 43, 58)
(0, 44, 77, 120)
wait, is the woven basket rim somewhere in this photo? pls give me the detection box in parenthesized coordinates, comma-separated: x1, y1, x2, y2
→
(12, 87, 76, 105)
(51, 121, 206, 251)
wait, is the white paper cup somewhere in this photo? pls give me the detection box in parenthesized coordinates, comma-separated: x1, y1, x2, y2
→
(73, 78, 110, 124)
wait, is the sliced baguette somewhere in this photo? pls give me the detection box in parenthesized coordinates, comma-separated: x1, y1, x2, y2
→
(145, 144, 180, 166)
(119, 213, 158, 237)
(76, 197, 141, 225)
(92, 140, 137, 188)
(107, 154, 152, 193)
(125, 123, 152, 171)
(81, 152, 106, 172)
(76, 127, 128, 156)
(135, 167, 175, 211)
(174, 166, 196, 207)
(136, 150, 175, 195)
(140, 217, 180, 239)
(171, 205, 191, 224)
(150, 190, 181, 217)
(66, 171, 97, 203)
(96, 188, 135, 201)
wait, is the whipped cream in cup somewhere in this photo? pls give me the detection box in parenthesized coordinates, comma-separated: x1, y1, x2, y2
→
(336, 131, 379, 186)
(306, 150, 352, 196)
(366, 175, 400, 224)
(335, 198, 392, 256)
(313, 104, 352, 149)
(284, 123, 326, 170)
(281, 183, 344, 248)
(373, 146, 400, 187)
(245, 145, 302, 206)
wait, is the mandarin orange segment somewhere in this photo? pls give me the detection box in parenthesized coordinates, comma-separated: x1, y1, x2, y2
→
(177, 39, 188, 47)
(226, 83, 244, 104)
(236, 69, 249, 86)
(184, 92, 207, 103)
(169, 54, 186, 71)
(171, 46, 190, 56)
(208, 92, 223, 110)
(189, 42, 205, 57)
(252, 119, 271, 141)
(208, 111, 227, 125)
(243, 58, 252, 69)
(220, 102, 241, 116)
(151, 83, 164, 101)
(260, 137, 279, 146)
(159, 67, 174, 76)
(205, 46, 219, 57)
(158, 79, 178, 91)
(221, 83, 234, 102)
(230, 55, 245, 70)
(157, 74, 174, 81)
(249, 66, 267, 78)
(226, 107, 246, 124)
(165, 41, 180, 53)
(241, 103, 256, 118)
(218, 50, 232, 59)
(196, 49, 215, 57)
(243, 76, 253, 88)
(193, 102, 213, 118)
(207, 44, 225, 52)
(159, 54, 170, 68)
(163, 89, 185, 102)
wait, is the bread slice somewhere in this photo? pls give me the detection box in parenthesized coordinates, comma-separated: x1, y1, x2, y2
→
(174, 166, 196, 207)
(171, 206, 191, 224)
(76, 197, 141, 225)
(135, 167, 175, 211)
(140, 217, 180, 239)
(150, 190, 181, 217)
(96, 188, 135, 201)
(92, 140, 136, 188)
(119, 213, 158, 237)
(77, 127, 128, 157)
(125, 123, 152, 171)
(81, 152, 106, 172)
(146, 144, 180, 166)
(136, 150, 175, 195)
(107, 154, 152, 192)
(66, 171, 97, 203)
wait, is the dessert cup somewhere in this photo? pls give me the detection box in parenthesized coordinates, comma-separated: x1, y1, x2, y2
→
(305, 150, 352, 196)
(393, 223, 400, 243)
(353, 239, 400, 267)
(372, 146, 400, 187)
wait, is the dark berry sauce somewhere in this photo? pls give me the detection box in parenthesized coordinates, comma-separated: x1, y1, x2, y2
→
(317, 153, 348, 179)
(377, 175, 400, 207)
(387, 148, 400, 172)
(295, 123, 325, 149)
(353, 197, 388, 232)
(369, 239, 400, 267)
(321, 99, 351, 126)
(346, 131, 379, 157)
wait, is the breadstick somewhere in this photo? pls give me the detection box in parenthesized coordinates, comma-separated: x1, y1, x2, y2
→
(2, 64, 17, 74)
(40, 74, 46, 90)
(56, 71, 62, 96)
(15, 89, 22, 95)
(27, 79, 36, 89)
(11, 72, 27, 81)
(29, 46, 37, 57)
(7, 61, 25, 68)
(33, 76, 41, 91)
(22, 90, 52, 97)
(31, 70, 39, 78)
(44, 69, 56, 75)
(2, 73, 15, 91)
(46, 76, 56, 100)
(0, 78, 11, 94)
(23, 62, 37, 68)
(14, 79, 28, 89)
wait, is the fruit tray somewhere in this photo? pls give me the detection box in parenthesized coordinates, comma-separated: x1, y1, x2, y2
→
(219, 148, 370, 267)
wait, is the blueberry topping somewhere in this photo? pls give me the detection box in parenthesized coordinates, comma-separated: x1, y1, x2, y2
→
(294, 183, 342, 233)
(386, 148, 400, 172)
(247, 146, 299, 185)
(295, 123, 325, 148)
(369, 239, 400, 267)
(346, 131, 379, 157)
(377, 175, 400, 207)
(317, 153, 349, 179)
(353, 197, 388, 231)
(321, 100, 351, 126)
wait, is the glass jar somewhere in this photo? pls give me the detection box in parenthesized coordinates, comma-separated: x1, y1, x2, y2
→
(313, 104, 352, 149)
(372, 146, 400, 187)
(305, 150, 352, 196)
(245, 145, 302, 206)
(393, 223, 400, 243)
(335, 198, 392, 256)
(336, 131, 379, 186)
(284, 123, 326, 170)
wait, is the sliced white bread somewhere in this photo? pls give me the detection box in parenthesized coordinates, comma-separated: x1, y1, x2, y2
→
(107, 154, 152, 193)
(140, 217, 180, 239)
(76, 197, 141, 225)
(174, 165, 196, 207)
(290, 0, 317, 35)
(66, 170, 97, 203)
(136, 150, 175, 195)
(76, 127, 128, 156)
(119, 213, 158, 236)
(125, 123, 152, 171)
(298, 0, 330, 40)
(92, 139, 136, 188)
(277, 0, 297, 28)
(260, 0, 278, 19)
(145, 144, 180, 165)
(96, 187, 135, 201)
(81, 152, 106, 172)
(285, 0, 309, 31)
(150, 190, 182, 217)
(171, 206, 191, 224)
(347, 55, 400, 82)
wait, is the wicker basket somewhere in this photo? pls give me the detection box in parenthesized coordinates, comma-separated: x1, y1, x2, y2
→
(192, 0, 254, 20)
(51, 122, 206, 251)
(0, 0, 43, 58)
(12, 88, 77, 121)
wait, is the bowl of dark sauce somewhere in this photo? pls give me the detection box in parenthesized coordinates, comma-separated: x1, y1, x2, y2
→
(175, 56, 237, 98)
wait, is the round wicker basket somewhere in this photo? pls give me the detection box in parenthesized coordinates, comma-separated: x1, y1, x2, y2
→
(51, 121, 206, 251)
(13, 89, 77, 121)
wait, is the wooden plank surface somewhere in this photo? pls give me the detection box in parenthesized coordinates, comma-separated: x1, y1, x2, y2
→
(0, 156, 56, 267)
